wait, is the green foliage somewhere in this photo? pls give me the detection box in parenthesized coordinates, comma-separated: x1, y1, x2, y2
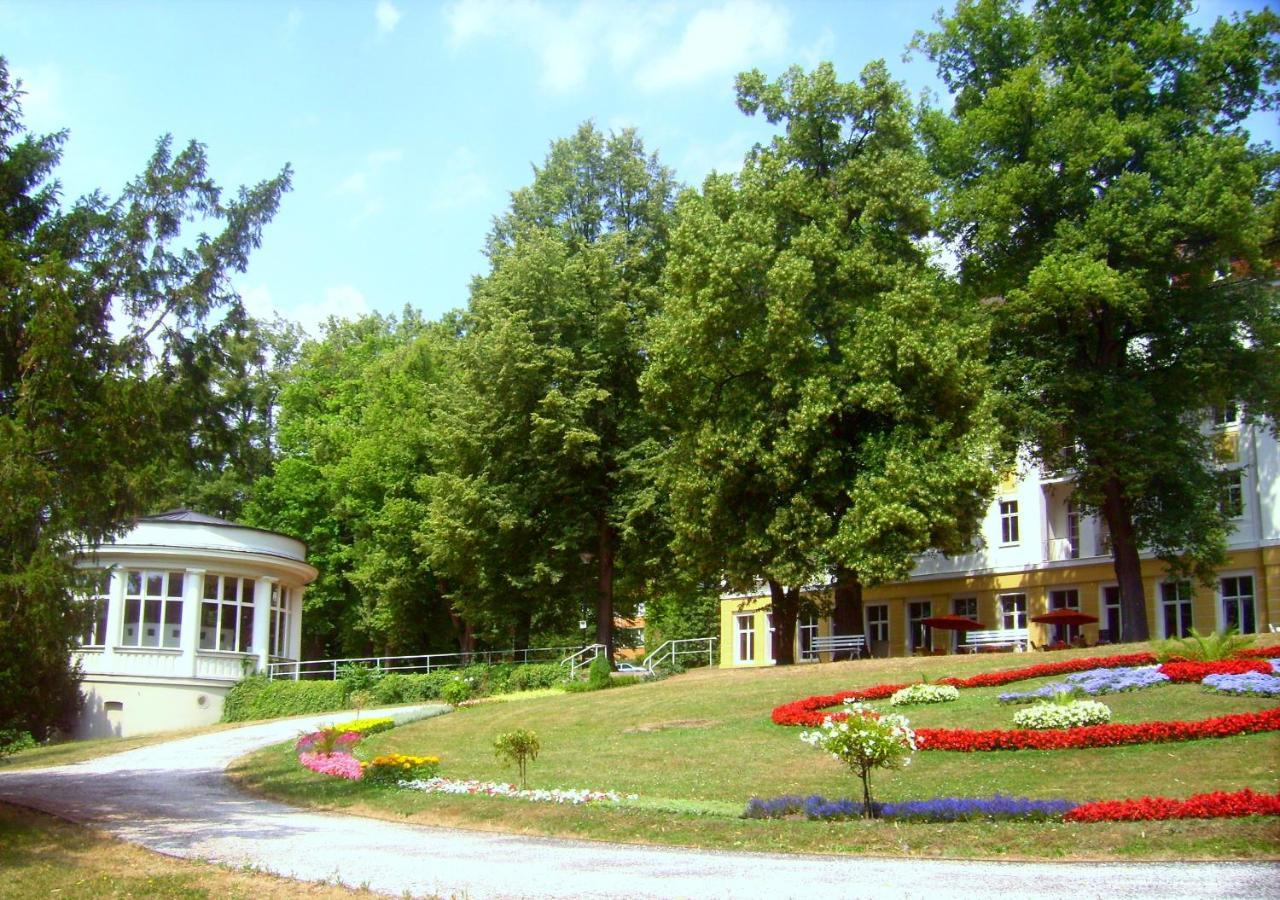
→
(587, 652, 613, 690)
(799, 703, 916, 817)
(338, 663, 384, 695)
(1153, 627, 1256, 663)
(0, 730, 36, 758)
(221, 676, 346, 722)
(493, 728, 541, 788)
(0, 58, 290, 740)
(440, 678, 472, 707)
(916, 0, 1280, 639)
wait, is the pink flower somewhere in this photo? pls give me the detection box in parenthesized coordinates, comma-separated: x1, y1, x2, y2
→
(299, 751, 363, 780)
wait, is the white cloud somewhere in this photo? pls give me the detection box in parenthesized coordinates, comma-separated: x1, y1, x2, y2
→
(375, 0, 402, 35)
(635, 0, 790, 91)
(11, 63, 65, 132)
(425, 146, 494, 212)
(443, 0, 784, 94)
(238, 282, 371, 337)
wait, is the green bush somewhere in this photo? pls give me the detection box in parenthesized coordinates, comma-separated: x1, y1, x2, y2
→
(441, 678, 472, 707)
(0, 729, 36, 758)
(1153, 627, 1255, 662)
(493, 728, 540, 788)
(507, 663, 568, 692)
(338, 662, 384, 695)
(221, 675, 347, 722)
(587, 653, 612, 690)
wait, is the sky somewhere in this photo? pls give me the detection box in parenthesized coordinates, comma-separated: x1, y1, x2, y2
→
(3, 0, 1276, 335)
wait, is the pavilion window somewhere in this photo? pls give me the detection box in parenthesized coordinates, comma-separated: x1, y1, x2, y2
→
(269, 584, 292, 658)
(79, 570, 111, 647)
(122, 570, 184, 648)
(200, 575, 255, 653)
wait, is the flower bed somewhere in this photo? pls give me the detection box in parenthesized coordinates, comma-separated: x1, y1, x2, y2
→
(361, 753, 440, 785)
(1157, 660, 1273, 683)
(889, 683, 960, 706)
(401, 776, 634, 805)
(998, 666, 1169, 703)
(1203, 672, 1280, 697)
(332, 717, 396, 737)
(1011, 699, 1111, 730)
(1064, 788, 1280, 822)
(299, 751, 363, 780)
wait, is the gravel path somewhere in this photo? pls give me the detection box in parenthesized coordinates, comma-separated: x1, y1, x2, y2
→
(0, 707, 1275, 899)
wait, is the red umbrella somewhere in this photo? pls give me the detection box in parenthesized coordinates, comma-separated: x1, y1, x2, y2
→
(920, 614, 985, 631)
(1030, 609, 1099, 626)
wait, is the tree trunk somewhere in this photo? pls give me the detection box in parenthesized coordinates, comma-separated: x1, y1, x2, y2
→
(448, 609, 474, 655)
(514, 606, 533, 653)
(595, 512, 615, 662)
(831, 564, 864, 660)
(768, 580, 800, 666)
(1101, 476, 1150, 642)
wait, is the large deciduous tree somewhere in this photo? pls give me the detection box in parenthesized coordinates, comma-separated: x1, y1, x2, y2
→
(917, 0, 1280, 641)
(424, 123, 674, 658)
(0, 60, 290, 739)
(643, 63, 997, 663)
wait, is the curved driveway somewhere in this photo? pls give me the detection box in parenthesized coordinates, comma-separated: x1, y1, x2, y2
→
(0, 707, 1274, 899)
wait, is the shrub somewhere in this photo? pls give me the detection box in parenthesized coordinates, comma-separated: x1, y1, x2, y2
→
(332, 716, 395, 737)
(1153, 627, 1254, 662)
(222, 675, 347, 722)
(0, 729, 36, 758)
(338, 663, 383, 695)
(800, 704, 916, 818)
(494, 729, 540, 788)
(441, 678, 472, 707)
(507, 663, 568, 692)
(587, 653, 612, 690)
(889, 684, 959, 706)
(362, 753, 440, 786)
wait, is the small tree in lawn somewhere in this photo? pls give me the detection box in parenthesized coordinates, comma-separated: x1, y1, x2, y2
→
(800, 703, 916, 818)
(493, 729, 540, 789)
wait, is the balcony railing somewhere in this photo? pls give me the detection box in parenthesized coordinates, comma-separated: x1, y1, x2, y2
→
(1045, 538, 1079, 561)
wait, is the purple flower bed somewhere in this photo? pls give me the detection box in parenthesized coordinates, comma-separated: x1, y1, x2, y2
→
(1203, 672, 1280, 697)
(744, 793, 1077, 822)
(998, 666, 1169, 704)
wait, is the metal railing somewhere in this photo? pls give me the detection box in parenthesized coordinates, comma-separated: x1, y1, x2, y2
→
(560, 643, 606, 679)
(643, 636, 717, 672)
(266, 644, 587, 680)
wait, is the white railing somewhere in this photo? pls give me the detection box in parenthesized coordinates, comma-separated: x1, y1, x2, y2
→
(642, 637, 717, 672)
(266, 644, 586, 680)
(561, 643, 606, 679)
(1045, 538, 1079, 561)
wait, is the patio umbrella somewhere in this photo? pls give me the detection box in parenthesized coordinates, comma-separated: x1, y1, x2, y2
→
(1030, 609, 1099, 626)
(920, 614, 985, 631)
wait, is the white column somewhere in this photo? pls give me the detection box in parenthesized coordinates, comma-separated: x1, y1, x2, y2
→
(253, 577, 274, 674)
(289, 586, 305, 677)
(101, 568, 127, 665)
(180, 569, 204, 677)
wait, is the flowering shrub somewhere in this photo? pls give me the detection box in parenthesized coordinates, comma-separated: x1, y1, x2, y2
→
(800, 704, 915, 818)
(361, 753, 440, 786)
(1158, 660, 1273, 683)
(332, 717, 395, 737)
(744, 793, 1076, 822)
(889, 683, 960, 706)
(298, 751, 363, 780)
(915, 707, 1280, 751)
(1202, 672, 1280, 697)
(1065, 788, 1280, 823)
(296, 727, 361, 754)
(1012, 699, 1111, 730)
(402, 776, 634, 805)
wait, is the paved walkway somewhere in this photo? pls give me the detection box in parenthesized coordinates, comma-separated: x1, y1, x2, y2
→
(0, 707, 1275, 899)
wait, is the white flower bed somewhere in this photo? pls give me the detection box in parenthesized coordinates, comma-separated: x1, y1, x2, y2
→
(400, 776, 636, 805)
(889, 683, 960, 706)
(1012, 699, 1111, 730)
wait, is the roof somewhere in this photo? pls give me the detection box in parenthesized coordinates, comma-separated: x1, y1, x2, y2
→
(142, 509, 240, 526)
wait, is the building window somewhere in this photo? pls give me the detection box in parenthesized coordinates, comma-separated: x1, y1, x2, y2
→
(79, 570, 111, 647)
(798, 614, 818, 662)
(1220, 575, 1256, 634)
(122, 570, 184, 649)
(200, 575, 255, 653)
(1065, 500, 1080, 559)
(865, 604, 889, 643)
(1000, 593, 1027, 630)
(1048, 588, 1081, 644)
(1160, 581, 1194, 638)
(907, 601, 932, 652)
(950, 597, 978, 651)
(269, 584, 292, 658)
(1101, 585, 1122, 643)
(999, 500, 1020, 544)
(735, 614, 755, 663)
(1211, 403, 1239, 427)
(1221, 470, 1244, 519)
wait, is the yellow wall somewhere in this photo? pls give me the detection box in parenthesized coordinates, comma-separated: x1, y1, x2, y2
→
(719, 548, 1276, 666)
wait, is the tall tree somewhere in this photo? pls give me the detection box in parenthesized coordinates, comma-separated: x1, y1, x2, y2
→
(917, 0, 1280, 640)
(425, 123, 674, 658)
(0, 60, 290, 739)
(643, 63, 998, 663)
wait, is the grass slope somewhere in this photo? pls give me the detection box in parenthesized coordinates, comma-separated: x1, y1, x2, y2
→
(229, 642, 1280, 860)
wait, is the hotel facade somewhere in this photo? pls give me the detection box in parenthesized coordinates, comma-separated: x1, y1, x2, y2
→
(719, 413, 1279, 667)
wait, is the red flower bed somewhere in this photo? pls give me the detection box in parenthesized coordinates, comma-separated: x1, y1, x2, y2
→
(1233, 646, 1280, 660)
(913, 707, 1280, 751)
(1158, 659, 1274, 683)
(935, 653, 1158, 689)
(1065, 788, 1280, 822)
(771, 683, 906, 726)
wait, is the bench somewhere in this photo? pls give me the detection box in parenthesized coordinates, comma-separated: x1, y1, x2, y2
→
(810, 634, 867, 659)
(959, 628, 1029, 653)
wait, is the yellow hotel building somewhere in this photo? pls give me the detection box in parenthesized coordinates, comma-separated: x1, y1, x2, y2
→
(719, 412, 1279, 667)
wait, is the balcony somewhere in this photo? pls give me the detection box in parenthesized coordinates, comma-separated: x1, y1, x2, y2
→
(1045, 538, 1079, 561)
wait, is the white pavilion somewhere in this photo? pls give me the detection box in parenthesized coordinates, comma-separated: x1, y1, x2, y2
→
(73, 509, 317, 738)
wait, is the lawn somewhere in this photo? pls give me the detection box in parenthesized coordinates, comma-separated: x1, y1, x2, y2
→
(227, 641, 1280, 860)
(0, 801, 385, 899)
(0, 722, 242, 771)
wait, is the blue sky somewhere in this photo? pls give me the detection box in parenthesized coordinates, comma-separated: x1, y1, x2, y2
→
(4, 0, 1275, 334)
